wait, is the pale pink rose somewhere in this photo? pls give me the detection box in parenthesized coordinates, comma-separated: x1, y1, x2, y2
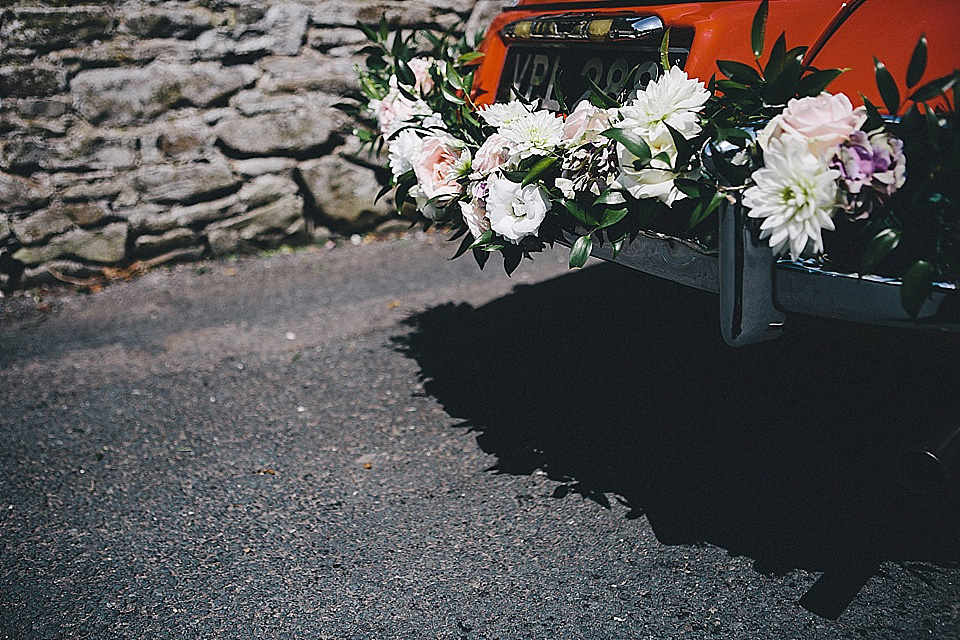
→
(759, 92, 867, 159)
(413, 136, 465, 201)
(473, 134, 513, 174)
(459, 183, 491, 239)
(562, 101, 612, 146)
(375, 87, 433, 136)
(408, 57, 435, 94)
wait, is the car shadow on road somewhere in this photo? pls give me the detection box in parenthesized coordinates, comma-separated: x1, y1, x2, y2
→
(391, 262, 960, 618)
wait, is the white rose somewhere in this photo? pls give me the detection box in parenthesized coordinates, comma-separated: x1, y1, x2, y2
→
(486, 174, 549, 243)
(616, 129, 687, 206)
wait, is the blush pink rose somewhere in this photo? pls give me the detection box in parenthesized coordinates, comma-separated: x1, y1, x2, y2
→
(408, 57, 435, 94)
(562, 101, 612, 146)
(413, 136, 465, 201)
(473, 133, 513, 174)
(759, 92, 867, 159)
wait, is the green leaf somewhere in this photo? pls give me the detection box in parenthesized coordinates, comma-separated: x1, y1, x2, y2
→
(441, 84, 466, 104)
(357, 21, 379, 43)
(562, 200, 599, 227)
(763, 32, 787, 80)
(797, 68, 845, 97)
(660, 28, 671, 70)
(601, 128, 651, 164)
(663, 122, 697, 171)
(874, 57, 901, 115)
(569, 234, 592, 269)
(688, 191, 724, 229)
(900, 260, 934, 318)
(751, 0, 769, 59)
(503, 248, 522, 275)
(468, 230, 494, 249)
(587, 76, 622, 109)
(377, 15, 389, 42)
(450, 232, 475, 260)
(716, 60, 762, 85)
(594, 190, 626, 206)
(611, 238, 625, 260)
(458, 51, 485, 64)
(909, 71, 959, 102)
(396, 58, 416, 87)
(859, 94, 885, 130)
(445, 61, 466, 92)
(674, 178, 701, 199)
(764, 52, 804, 105)
(598, 207, 629, 229)
(906, 34, 927, 88)
(860, 228, 901, 274)
(521, 156, 559, 187)
(549, 65, 568, 112)
(472, 247, 489, 270)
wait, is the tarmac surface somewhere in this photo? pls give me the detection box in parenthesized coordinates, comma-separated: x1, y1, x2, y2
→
(1, 232, 959, 639)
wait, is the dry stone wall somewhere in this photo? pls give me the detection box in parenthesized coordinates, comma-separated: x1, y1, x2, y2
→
(0, 0, 509, 289)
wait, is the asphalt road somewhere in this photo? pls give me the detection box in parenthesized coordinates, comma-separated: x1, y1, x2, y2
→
(1, 232, 959, 639)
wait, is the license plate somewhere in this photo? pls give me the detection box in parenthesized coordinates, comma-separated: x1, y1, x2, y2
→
(496, 45, 687, 110)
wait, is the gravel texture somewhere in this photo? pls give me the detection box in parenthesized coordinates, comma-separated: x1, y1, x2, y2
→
(1, 233, 958, 639)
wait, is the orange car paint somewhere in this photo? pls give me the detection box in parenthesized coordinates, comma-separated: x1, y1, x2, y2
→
(473, 0, 960, 112)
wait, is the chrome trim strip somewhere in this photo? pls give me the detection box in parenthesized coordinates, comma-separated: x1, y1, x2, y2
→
(501, 14, 664, 43)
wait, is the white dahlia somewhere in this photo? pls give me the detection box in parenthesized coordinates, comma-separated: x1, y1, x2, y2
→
(478, 101, 532, 127)
(619, 66, 709, 139)
(501, 110, 565, 161)
(743, 138, 841, 260)
(387, 129, 423, 179)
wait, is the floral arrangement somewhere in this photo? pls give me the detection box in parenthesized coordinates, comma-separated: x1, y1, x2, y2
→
(355, 2, 959, 316)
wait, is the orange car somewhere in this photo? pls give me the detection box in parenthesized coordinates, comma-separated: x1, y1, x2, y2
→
(473, 0, 960, 113)
(468, 0, 960, 348)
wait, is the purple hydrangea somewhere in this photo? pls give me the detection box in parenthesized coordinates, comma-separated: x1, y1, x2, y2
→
(830, 130, 906, 218)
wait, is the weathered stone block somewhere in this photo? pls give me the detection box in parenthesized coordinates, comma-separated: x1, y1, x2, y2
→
(308, 27, 367, 50)
(230, 157, 297, 177)
(13, 222, 128, 265)
(49, 37, 196, 66)
(298, 156, 392, 231)
(121, 7, 216, 40)
(0, 172, 53, 210)
(215, 106, 341, 157)
(116, 203, 175, 234)
(62, 178, 124, 202)
(258, 51, 358, 94)
(170, 193, 241, 227)
(0, 65, 67, 98)
(208, 193, 303, 238)
(134, 228, 196, 256)
(11, 208, 74, 245)
(15, 98, 70, 118)
(63, 202, 110, 228)
(155, 118, 214, 159)
(236, 174, 299, 209)
(53, 127, 139, 171)
(134, 163, 238, 204)
(310, 0, 474, 28)
(71, 62, 257, 126)
(1, 7, 116, 51)
(258, 4, 310, 56)
(194, 4, 308, 60)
